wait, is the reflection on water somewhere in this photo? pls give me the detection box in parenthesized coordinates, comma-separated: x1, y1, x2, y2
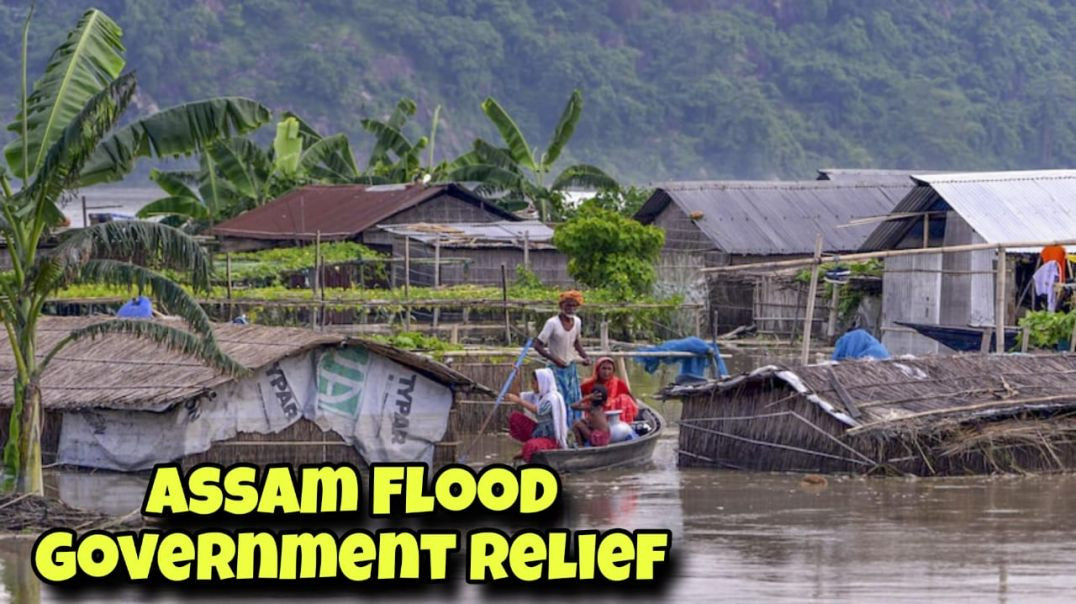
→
(5, 345, 1076, 601)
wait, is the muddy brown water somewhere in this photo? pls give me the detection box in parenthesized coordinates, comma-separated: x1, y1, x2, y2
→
(4, 347, 1076, 601)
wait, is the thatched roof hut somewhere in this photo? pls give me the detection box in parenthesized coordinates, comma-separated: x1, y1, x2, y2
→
(0, 317, 490, 471)
(671, 354, 1076, 476)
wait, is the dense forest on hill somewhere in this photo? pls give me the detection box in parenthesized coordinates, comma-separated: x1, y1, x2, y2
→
(3, 0, 1076, 182)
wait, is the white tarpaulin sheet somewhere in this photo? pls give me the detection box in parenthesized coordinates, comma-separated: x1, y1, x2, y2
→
(58, 354, 317, 471)
(313, 347, 453, 465)
(55, 346, 454, 470)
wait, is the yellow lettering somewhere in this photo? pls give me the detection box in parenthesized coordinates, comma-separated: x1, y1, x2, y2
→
(596, 533, 634, 581)
(236, 532, 278, 579)
(157, 533, 195, 581)
(258, 467, 300, 514)
(634, 532, 669, 580)
(279, 533, 336, 579)
(476, 467, 519, 512)
(187, 466, 223, 515)
(338, 532, 376, 581)
(420, 533, 458, 580)
(518, 467, 558, 513)
(546, 532, 577, 580)
(116, 532, 160, 580)
(378, 532, 419, 579)
(508, 532, 546, 582)
(76, 534, 119, 578)
(143, 466, 188, 515)
(222, 466, 259, 515)
(433, 467, 476, 512)
(300, 466, 359, 513)
(468, 532, 509, 581)
(370, 466, 404, 515)
(196, 532, 236, 580)
(32, 530, 76, 582)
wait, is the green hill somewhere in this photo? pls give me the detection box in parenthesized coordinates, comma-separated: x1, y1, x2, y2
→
(3, 0, 1076, 182)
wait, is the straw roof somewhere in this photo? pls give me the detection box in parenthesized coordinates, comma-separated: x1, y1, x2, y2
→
(669, 354, 1076, 435)
(0, 316, 487, 411)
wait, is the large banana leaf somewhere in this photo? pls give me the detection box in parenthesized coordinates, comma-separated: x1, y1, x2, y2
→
(16, 73, 137, 230)
(149, 168, 199, 200)
(135, 196, 209, 220)
(208, 137, 270, 202)
(4, 8, 125, 181)
(552, 164, 618, 191)
(361, 119, 414, 164)
(472, 139, 523, 172)
(272, 117, 302, 178)
(543, 89, 582, 168)
(480, 97, 536, 171)
(77, 96, 271, 186)
(301, 134, 361, 181)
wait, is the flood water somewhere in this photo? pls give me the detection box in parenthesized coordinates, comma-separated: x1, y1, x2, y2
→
(4, 346, 1076, 601)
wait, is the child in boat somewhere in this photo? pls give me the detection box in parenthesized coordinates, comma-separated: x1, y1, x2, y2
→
(572, 383, 611, 447)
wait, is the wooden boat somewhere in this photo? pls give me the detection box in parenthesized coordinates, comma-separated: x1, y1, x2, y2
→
(529, 401, 665, 473)
(895, 320, 1020, 352)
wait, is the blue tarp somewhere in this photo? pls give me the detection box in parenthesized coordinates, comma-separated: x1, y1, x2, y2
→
(116, 296, 153, 318)
(832, 329, 890, 361)
(635, 336, 729, 380)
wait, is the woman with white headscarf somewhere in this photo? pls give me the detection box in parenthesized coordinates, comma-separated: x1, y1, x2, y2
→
(505, 368, 568, 462)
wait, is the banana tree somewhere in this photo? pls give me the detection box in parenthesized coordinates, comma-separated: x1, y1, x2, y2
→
(450, 89, 618, 220)
(138, 115, 363, 226)
(361, 98, 458, 184)
(0, 8, 266, 494)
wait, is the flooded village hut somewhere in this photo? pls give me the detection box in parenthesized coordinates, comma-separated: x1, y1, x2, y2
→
(634, 179, 913, 335)
(859, 170, 1076, 355)
(209, 183, 518, 253)
(673, 354, 1076, 476)
(366, 221, 573, 287)
(0, 317, 491, 472)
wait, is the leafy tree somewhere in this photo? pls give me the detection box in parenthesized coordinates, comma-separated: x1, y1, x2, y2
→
(137, 114, 361, 226)
(451, 89, 617, 221)
(361, 98, 463, 184)
(551, 201, 664, 298)
(0, 7, 264, 494)
(572, 185, 654, 217)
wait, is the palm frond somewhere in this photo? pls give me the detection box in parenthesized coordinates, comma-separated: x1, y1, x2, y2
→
(4, 8, 125, 181)
(51, 220, 212, 291)
(77, 96, 271, 186)
(39, 319, 247, 378)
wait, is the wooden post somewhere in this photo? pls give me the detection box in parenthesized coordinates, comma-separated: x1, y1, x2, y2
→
(711, 309, 720, 378)
(433, 240, 441, 288)
(403, 237, 411, 299)
(826, 284, 840, 338)
(311, 232, 321, 330)
(1021, 325, 1031, 353)
(501, 264, 510, 344)
(1069, 319, 1076, 353)
(225, 252, 233, 320)
(600, 320, 610, 352)
(523, 231, 530, 271)
(81, 195, 88, 228)
(800, 234, 824, 365)
(980, 327, 993, 353)
(995, 246, 1006, 353)
(694, 308, 702, 338)
(922, 214, 929, 248)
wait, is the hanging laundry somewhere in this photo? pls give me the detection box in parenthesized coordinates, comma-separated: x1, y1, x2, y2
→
(1034, 260, 1061, 312)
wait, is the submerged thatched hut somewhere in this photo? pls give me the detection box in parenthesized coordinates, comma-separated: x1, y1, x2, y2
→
(0, 317, 490, 471)
(672, 354, 1076, 476)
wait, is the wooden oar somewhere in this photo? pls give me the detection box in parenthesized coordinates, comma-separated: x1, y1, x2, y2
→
(458, 338, 533, 463)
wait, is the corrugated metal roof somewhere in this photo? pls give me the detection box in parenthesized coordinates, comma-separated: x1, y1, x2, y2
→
(816, 169, 925, 184)
(860, 170, 1076, 251)
(636, 180, 913, 255)
(375, 221, 555, 249)
(210, 183, 516, 241)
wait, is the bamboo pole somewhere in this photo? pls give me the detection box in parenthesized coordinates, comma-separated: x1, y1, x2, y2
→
(703, 238, 1076, 273)
(404, 237, 411, 331)
(826, 284, 839, 338)
(995, 247, 1006, 353)
(225, 252, 233, 320)
(81, 195, 87, 228)
(1069, 318, 1076, 353)
(1021, 325, 1030, 353)
(311, 231, 321, 330)
(800, 234, 824, 364)
(501, 263, 510, 344)
(600, 320, 610, 350)
(523, 231, 530, 270)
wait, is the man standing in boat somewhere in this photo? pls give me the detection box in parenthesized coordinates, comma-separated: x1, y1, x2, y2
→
(535, 290, 591, 431)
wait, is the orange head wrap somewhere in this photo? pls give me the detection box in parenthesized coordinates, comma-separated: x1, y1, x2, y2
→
(558, 290, 584, 306)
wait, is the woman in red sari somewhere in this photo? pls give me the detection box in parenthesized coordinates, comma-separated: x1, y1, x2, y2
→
(580, 357, 637, 423)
